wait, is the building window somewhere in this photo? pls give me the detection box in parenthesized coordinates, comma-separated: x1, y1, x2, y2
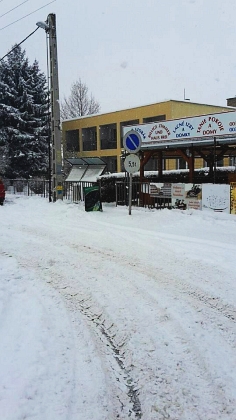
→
(143, 115, 166, 124)
(145, 157, 158, 171)
(101, 156, 117, 173)
(100, 123, 117, 149)
(229, 156, 236, 166)
(82, 127, 97, 151)
(65, 130, 79, 152)
(120, 120, 139, 148)
(176, 158, 187, 170)
(216, 158, 223, 167)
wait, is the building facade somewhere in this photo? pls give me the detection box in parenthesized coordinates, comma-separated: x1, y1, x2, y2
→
(62, 100, 235, 174)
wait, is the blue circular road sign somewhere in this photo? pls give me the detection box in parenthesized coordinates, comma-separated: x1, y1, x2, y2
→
(123, 130, 142, 153)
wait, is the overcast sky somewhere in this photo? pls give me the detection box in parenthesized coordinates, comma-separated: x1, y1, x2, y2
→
(1, 0, 236, 113)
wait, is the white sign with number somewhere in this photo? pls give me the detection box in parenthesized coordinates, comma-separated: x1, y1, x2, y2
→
(124, 154, 140, 173)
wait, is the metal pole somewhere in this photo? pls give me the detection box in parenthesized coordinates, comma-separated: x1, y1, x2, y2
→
(213, 136, 216, 184)
(46, 30, 52, 202)
(128, 173, 132, 215)
(47, 13, 63, 200)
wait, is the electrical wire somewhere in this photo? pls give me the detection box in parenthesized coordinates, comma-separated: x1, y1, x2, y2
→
(0, 26, 39, 62)
(0, 0, 56, 30)
(0, 0, 30, 19)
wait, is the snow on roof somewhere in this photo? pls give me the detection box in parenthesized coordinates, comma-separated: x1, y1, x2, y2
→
(62, 99, 235, 123)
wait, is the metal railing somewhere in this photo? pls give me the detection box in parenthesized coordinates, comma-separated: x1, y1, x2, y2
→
(3, 179, 49, 198)
(63, 181, 95, 202)
(115, 180, 172, 209)
(3, 179, 96, 203)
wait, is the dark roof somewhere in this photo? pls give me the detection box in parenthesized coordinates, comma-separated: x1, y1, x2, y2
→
(65, 157, 106, 166)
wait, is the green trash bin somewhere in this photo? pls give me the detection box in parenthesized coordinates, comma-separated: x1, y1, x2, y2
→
(84, 185, 102, 212)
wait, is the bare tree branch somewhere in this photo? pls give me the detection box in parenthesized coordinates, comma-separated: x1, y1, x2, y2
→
(60, 79, 100, 120)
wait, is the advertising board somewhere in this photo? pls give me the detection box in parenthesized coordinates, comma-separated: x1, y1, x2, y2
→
(123, 111, 236, 148)
(171, 184, 202, 210)
(202, 184, 230, 213)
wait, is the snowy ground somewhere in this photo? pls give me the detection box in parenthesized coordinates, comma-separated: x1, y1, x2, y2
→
(0, 194, 236, 420)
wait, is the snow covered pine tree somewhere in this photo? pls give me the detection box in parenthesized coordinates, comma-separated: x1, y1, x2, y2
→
(0, 45, 49, 179)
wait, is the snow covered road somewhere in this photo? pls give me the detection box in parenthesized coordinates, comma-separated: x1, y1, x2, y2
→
(1, 195, 236, 419)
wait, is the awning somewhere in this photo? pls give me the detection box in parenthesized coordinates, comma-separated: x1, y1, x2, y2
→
(65, 166, 87, 182)
(65, 157, 106, 182)
(81, 165, 106, 182)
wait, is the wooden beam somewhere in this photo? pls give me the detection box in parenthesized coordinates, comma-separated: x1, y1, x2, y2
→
(139, 151, 153, 181)
(177, 149, 190, 165)
(189, 147, 195, 183)
(157, 151, 163, 178)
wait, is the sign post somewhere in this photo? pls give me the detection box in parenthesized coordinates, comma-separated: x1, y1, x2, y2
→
(129, 174, 132, 215)
(124, 154, 140, 215)
(123, 130, 142, 214)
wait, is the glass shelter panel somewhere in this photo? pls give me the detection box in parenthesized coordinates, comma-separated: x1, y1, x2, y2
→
(82, 127, 97, 151)
(100, 123, 117, 149)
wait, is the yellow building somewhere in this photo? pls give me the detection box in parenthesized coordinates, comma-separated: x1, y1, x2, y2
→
(62, 99, 235, 173)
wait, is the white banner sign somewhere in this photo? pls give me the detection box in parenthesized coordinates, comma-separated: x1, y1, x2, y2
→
(202, 184, 230, 213)
(123, 111, 236, 147)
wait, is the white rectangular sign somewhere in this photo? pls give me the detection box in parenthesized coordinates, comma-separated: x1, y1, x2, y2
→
(123, 111, 236, 147)
(202, 184, 230, 213)
(171, 183, 202, 210)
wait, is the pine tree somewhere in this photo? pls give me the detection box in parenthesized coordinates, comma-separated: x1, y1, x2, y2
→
(0, 45, 49, 179)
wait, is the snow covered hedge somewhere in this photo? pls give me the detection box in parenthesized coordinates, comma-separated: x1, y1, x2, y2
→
(99, 167, 235, 203)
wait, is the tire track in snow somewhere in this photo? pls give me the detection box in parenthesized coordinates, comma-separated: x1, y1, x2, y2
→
(0, 249, 142, 419)
(1, 242, 235, 419)
(2, 222, 236, 419)
(60, 241, 236, 326)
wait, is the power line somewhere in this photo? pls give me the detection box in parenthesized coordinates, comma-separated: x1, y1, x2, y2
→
(0, 0, 30, 19)
(0, 0, 56, 30)
(0, 26, 39, 61)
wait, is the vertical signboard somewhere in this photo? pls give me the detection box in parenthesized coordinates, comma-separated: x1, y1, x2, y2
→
(171, 184, 186, 209)
(230, 182, 236, 214)
(202, 184, 230, 213)
(171, 184, 202, 210)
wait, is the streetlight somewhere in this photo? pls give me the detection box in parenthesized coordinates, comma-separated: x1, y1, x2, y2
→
(36, 14, 63, 201)
(36, 21, 49, 31)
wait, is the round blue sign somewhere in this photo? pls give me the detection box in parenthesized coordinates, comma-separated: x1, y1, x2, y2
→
(123, 130, 142, 153)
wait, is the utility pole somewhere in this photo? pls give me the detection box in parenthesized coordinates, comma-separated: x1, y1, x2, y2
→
(37, 14, 63, 200)
(47, 13, 63, 200)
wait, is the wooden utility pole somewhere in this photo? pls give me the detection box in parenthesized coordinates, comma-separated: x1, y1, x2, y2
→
(47, 14, 63, 200)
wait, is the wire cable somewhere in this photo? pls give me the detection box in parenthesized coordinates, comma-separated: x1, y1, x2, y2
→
(0, 0, 56, 30)
(0, 0, 30, 19)
(0, 26, 39, 62)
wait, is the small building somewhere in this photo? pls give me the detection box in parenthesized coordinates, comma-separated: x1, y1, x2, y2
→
(62, 99, 235, 174)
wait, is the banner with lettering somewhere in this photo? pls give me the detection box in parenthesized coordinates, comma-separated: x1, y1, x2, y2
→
(123, 111, 236, 147)
(171, 184, 202, 210)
